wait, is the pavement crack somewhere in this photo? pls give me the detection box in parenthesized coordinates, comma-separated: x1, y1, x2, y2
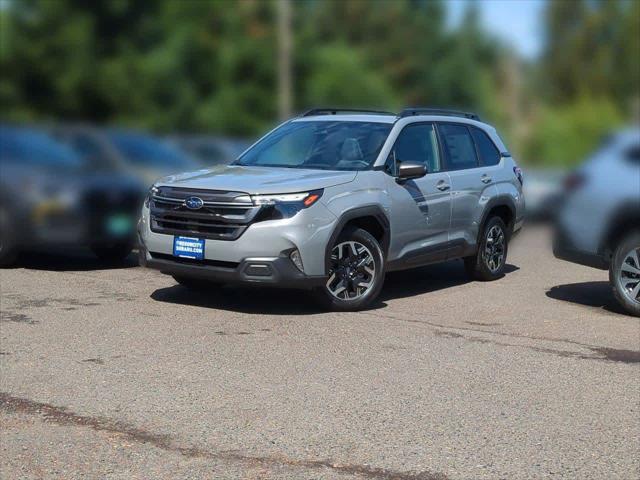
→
(465, 321, 502, 327)
(0, 392, 448, 480)
(0, 312, 37, 324)
(80, 358, 105, 365)
(360, 311, 640, 364)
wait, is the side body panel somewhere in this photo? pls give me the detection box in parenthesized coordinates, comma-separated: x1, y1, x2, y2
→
(493, 156, 525, 231)
(322, 170, 453, 268)
(558, 135, 640, 254)
(384, 172, 452, 263)
(446, 165, 499, 250)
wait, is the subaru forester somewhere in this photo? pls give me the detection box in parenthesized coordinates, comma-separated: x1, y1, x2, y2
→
(139, 108, 525, 310)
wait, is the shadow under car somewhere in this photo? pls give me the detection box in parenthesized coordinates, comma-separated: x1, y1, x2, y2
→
(150, 260, 519, 315)
(546, 281, 630, 316)
(7, 249, 138, 272)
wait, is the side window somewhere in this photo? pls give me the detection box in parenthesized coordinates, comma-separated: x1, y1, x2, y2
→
(470, 126, 501, 166)
(438, 124, 478, 171)
(388, 123, 441, 174)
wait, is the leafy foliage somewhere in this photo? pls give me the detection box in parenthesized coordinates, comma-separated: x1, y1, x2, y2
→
(524, 96, 623, 166)
(0, 0, 637, 166)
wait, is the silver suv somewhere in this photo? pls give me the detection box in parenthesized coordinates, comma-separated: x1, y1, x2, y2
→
(139, 108, 525, 310)
(554, 127, 640, 317)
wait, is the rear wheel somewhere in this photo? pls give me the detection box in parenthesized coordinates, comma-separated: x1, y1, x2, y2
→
(464, 216, 509, 281)
(314, 227, 385, 311)
(172, 275, 220, 292)
(91, 243, 133, 263)
(609, 232, 640, 317)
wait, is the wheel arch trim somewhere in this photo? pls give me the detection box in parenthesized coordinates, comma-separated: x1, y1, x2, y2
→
(600, 203, 640, 257)
(324, 205, 390, 275)
(476, 195, 517, 246)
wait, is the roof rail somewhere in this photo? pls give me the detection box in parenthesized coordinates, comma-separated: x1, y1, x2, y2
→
(301, 108, 396, 117)
(399, 107, 480, 121)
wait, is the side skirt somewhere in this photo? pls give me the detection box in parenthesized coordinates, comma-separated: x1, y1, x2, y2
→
(385, 239, 475, 272)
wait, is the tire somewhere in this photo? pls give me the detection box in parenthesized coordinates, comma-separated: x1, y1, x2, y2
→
(464, 216, 509, 281)
(314, 227, 385, 311)
(172, 275, 220, 292)
(91, 243, 133, 263)
(609, 231, 640, 317)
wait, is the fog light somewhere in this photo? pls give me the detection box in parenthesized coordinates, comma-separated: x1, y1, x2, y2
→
(290, 249, 304, 272)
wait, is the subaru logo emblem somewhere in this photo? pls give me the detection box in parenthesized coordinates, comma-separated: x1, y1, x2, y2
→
(184, 196, 204, 210)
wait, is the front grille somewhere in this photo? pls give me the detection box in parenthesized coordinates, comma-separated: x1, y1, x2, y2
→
(150, 187, 261, 240)
(84, 188, 143, 238)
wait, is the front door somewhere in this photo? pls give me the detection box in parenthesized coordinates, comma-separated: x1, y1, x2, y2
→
(385, 122, 452, 265)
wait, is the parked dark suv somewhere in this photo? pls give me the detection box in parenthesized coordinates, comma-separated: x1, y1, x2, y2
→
(0, 125, 143, 265)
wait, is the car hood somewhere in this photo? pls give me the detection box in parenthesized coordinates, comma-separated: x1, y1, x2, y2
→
(155, 165, 358, 194)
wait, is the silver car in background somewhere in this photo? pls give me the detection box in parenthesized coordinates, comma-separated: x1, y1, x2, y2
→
(554, 127, 640, 316)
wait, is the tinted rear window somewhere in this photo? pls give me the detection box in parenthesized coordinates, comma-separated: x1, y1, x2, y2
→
(470, 126, 501, 166)
(438, 124, 478, 170)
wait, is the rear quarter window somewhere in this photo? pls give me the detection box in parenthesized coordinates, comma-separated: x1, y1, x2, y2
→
(470, 126, 501, 166)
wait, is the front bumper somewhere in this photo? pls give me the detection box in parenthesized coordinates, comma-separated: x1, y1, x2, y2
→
(138, 199, 337, 286)
(139, 242, 327, 289)
(553, 224, 608, 270)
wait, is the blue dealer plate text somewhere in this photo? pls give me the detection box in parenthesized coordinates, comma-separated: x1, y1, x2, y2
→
(173, 236, 205, 260)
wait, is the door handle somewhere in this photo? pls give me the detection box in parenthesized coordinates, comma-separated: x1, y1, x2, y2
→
(436, 181, 450, 191)
(481, 175, 492, 184)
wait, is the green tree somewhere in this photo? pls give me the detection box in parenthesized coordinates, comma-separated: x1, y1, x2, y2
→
(542, 0, 639, 109)
(303, 44, 398, 109)
(524, 96, 623, 166)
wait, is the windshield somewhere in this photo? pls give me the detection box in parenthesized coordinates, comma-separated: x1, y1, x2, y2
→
(234, 121, 392, 171)
(0, 126, 82, 170)
(108, 131, 196, 170)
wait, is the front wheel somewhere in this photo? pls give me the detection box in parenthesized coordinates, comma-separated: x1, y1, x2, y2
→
(609, 232, 640, 317)
(314, 227, 385, 311)
(464, 216, 509, 281)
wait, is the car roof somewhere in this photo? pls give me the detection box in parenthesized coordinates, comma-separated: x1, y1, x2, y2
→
(292, 114, 397, 124)
(292, 113, 496, 131)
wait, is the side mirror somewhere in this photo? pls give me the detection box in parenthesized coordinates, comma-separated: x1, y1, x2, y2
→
(397, 162, 427, 181)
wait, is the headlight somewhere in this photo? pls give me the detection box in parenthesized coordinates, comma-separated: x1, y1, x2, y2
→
(251, 189, 323, 207)
(144, 184, 159, 208)
(251, 189, 323, 220)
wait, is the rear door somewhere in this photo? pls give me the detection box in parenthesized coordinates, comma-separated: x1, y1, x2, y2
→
(384, 122, 453, 264)
(437, 123, 498, 252)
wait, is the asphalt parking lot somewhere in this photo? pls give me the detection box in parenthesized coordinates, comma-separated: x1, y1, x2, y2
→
(1, 227, 638, 480)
